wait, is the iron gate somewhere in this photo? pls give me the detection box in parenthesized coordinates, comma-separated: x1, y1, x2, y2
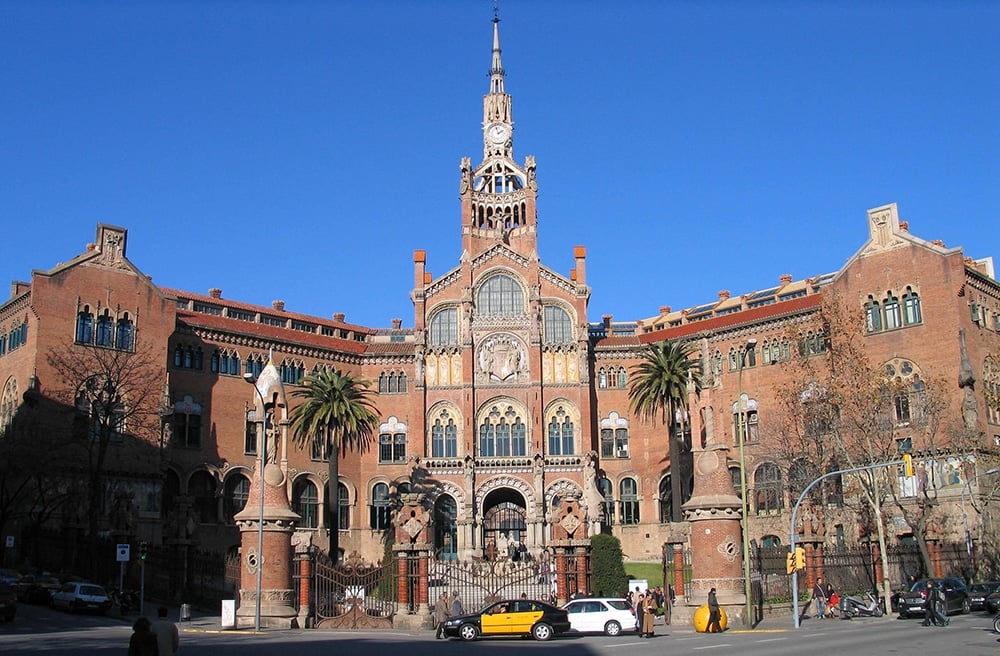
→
(311, 551, 398, 629)
(428, 555, 552, 614)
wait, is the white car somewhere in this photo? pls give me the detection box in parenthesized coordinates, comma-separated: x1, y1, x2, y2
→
(50, 582, 112, 614)
(562, 597, 636, 636)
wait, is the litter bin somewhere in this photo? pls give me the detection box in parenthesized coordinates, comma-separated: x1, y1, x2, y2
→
(180, 603, 191, 622)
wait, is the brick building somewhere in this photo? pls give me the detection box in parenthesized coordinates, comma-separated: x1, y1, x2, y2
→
(1, 17, 999, 586)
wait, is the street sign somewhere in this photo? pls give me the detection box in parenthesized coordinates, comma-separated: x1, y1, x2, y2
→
(4, 536, 13, 548)
(117, 543, 130, 562)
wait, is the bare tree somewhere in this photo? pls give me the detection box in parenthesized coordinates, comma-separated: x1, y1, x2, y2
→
(46, 338, 165, 577)
(764, 292, 955, 602)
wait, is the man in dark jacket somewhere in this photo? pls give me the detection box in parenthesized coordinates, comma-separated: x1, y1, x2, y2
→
(707, 587, 722, 633)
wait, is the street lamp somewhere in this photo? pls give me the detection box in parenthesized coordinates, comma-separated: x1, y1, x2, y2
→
(243, 372, 269, 632)
(961, 466, 1000, 574)
(736, 337, 757, 627)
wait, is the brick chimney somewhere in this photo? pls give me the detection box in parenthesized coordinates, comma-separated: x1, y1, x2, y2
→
(659, 306, 671, 315)
(272, 300, 285, 311)
(391, 318, 402, 329)
(209, 288, 222, 299)
(718, 290, 730, 301)
(779, 274, 793, 286)
(333, 312, 345, 323)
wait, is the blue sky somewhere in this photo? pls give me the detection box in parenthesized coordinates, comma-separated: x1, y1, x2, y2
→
(3, 1, 998, 328)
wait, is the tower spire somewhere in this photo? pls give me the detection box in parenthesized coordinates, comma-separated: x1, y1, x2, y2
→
(490, 12, 505, 96)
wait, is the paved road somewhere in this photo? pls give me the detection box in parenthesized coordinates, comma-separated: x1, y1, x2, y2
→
(3, 602, 999, 655)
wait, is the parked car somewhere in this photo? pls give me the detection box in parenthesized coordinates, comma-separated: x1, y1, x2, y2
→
(442, 598, 571, 641)
(14, 574, 62, 604)
(0, 582, 16, 621)
(562, 597, 636, 636)
(50, 582, 112, 614)
(984, 590, 1000, 614)
(897, 577, 970, 618)
(968, 582, 1000, 611)
(0, 569, 19, 586)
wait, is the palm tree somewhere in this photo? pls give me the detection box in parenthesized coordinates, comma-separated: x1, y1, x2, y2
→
(628, 339, 702, 522)
(289, 368, 379, 560)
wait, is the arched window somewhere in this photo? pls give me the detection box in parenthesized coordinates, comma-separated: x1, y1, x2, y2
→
(732, 395, 759, 444)
(223, 474, 250, 523)
(903, 287, 922, 325)
(76, 306, 94, 344)
(280, 359, 304, 385)
(378, 417, 407, 463)
(370, 482, 391, 530)
(293, 479, 319, 529)
(430, 408, 459, 458)
(598, 368, 608, 389)
(620, 478, 639, 525)
(616, 367, 627, 389)
(115, 313, 135, 350)
(754, 463, 783, 514)
(429, 308, 458, 346)
(0, 378, 18, 438)
(543, 305, 573, 343)
(477, 274, 524, 316)
(883, 292, 901, 330)
(336, 482, 350, 530)
(658, 476, 672, 524)
(188, 471, 217, 524)
(546, 405, 575, 456)
(95, 309, 114, 347)
(788, 459, 816, 505)
(479, 403, 527, 457)
(761, 535, 782, 548)
(865, 295, 883, 332)
(244, 355, 264, 378)
(173, 396, 202, 448)
(434, 495, 458, 559)
(600, 412, 630, 458)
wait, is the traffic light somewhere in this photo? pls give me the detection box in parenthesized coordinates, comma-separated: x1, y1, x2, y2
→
(139, 541, 148, 561)
(794, 546, 806, 571)
(903, 453, 914, 477)
(785, 551, 795, 575)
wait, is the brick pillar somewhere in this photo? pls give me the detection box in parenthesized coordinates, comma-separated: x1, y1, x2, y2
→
(397, 553, 409, 609)
(871, 543, 884, 588)
(554, 549, 566, 603)
(575, 547, 588, 594)
(672, 544, 685, 599)
(806, 542, 824, 587)
(929, 542, 942, 577)
(297, 550, 312, 625)
(418, 552, 429, 607)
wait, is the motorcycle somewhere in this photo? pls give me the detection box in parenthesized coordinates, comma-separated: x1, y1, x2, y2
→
(839, 591, 884, 619)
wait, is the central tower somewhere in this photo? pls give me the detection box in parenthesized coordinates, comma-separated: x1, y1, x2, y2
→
(459, 15, 539, 260)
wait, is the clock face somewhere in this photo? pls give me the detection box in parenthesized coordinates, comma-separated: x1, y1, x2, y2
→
(488, 123, 509, 144)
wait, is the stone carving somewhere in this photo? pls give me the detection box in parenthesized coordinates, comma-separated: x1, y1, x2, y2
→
(477, 334, 527, 382)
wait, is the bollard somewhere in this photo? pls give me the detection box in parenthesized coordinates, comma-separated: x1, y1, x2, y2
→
(180, 603, 191, 622)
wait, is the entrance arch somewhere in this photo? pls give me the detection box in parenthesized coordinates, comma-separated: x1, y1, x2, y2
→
(433, 494, 458, 560)
(481, 488, 526, 558)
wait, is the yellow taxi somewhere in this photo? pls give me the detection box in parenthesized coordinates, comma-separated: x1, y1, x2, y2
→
(442, 598, 571, 641)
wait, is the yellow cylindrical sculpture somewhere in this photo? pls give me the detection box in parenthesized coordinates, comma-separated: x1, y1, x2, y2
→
(692, 604, 728, 633)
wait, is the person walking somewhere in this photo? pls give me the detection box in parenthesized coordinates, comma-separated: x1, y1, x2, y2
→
(812, 577, 827, 619)
(934, 583, 949, 626)
(128, 616, 159, 656)
(451, 592, 464, 617)
(707, 587, 722, 633)
(150, 606, 179, 656)
(634, 592, 645, 634)
(434, 592, 451, 638)
(641, 590, 656, 637)
(922, 581, 939, 626)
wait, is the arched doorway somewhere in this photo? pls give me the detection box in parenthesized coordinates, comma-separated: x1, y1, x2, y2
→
(434, 494, 458, 560)
(481, 488, 526, 559)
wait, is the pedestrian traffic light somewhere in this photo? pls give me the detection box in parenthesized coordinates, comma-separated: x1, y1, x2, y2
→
(786, 551, 795, 575)
(139, 541, 147, 561)
(903, 453, 914, 477)
(794, 546, 806, 571)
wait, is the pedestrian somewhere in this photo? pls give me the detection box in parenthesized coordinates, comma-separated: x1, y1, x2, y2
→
(812, 577, 827, 619)
(451, 592, 464, 617)
(150, 606, 179, 656)
(434, 592, 451, 639)
(128, 616, 159, 656)
(922, 581, 937, 626)
(934, 583, 949, 626)
(823, 581, 838, 618)
(707, 587, 722, 633)
(641, 590, 656, 637)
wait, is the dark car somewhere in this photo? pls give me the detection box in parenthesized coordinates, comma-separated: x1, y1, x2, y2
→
(442, 599, 571, 641)
(14, 574, 62, 605)
(897, 577, 970, 618)
(968, 582, 1000, 611)
(0, 582, 16, 621)
(984, 590, 1000, 614)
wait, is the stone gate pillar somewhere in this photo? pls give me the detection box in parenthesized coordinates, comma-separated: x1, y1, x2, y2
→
(392, 492, 433, 631)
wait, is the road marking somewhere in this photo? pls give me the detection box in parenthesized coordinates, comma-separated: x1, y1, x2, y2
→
(691, 643, 733, 650)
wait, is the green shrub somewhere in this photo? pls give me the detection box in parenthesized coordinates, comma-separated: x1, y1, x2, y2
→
(591, 534, 629, 597)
